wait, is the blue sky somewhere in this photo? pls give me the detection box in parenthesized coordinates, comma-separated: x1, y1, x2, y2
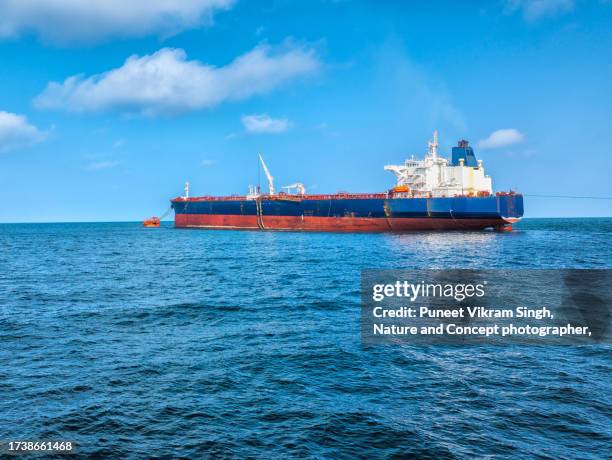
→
(0, 0, 610, 222)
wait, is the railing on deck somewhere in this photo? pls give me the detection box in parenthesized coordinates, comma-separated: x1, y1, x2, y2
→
(171, 192, 389, 202)
(171, 190, 522, 202)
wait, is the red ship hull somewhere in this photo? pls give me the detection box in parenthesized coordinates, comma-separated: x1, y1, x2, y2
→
(174, 213, 518, 232)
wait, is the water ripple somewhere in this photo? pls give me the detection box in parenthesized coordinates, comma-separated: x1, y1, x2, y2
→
(0, 219, 610, 458)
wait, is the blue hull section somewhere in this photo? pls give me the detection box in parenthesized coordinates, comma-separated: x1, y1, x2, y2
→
(172, 195, 523, 220)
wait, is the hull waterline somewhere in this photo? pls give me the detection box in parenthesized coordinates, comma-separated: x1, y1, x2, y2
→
(171, 194, 523, 232)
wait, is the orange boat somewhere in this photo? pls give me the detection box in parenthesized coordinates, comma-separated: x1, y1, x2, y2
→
(143, 217, 161, 228)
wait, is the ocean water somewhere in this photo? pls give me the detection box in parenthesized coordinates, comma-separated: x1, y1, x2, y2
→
(1, 218, 610, 458)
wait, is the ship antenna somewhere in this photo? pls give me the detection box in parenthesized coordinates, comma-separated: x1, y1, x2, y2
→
(184, 181, 190, 199)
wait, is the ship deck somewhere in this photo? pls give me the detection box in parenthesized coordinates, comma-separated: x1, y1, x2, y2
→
(171, 192, 521, 202)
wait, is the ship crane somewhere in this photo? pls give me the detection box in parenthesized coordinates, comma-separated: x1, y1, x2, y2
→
(282, 183, 306, 195)
(258, 154, 275, 195)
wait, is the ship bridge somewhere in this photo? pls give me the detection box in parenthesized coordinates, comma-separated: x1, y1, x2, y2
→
(384, 132, 492, 198)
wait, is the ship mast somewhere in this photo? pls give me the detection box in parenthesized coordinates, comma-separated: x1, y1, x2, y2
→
(428, 130, 439, 158)
(258, 154, 275, 195)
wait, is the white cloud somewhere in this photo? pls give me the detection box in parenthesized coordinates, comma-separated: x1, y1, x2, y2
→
(241, 114, 291, 134)
(0, 0, 234, 43)
(200, 159, 217, 166)
(34, 44, 320, 116)
(477, 129, 525, 149)
(0, 110, 47, 152)
(86, 160, 120, 171)
(506, 0, 574, 21)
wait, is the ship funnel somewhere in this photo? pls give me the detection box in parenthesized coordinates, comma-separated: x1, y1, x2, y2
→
(452, 139, 478, 167)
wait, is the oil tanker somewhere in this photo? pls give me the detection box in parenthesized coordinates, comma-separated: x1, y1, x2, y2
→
(171, 132, 523, 232)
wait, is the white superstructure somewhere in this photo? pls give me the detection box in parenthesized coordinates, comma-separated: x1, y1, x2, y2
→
(384, 131, 492, 198)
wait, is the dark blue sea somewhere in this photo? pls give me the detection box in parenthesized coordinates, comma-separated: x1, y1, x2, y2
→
(1, 218, 611, 458)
